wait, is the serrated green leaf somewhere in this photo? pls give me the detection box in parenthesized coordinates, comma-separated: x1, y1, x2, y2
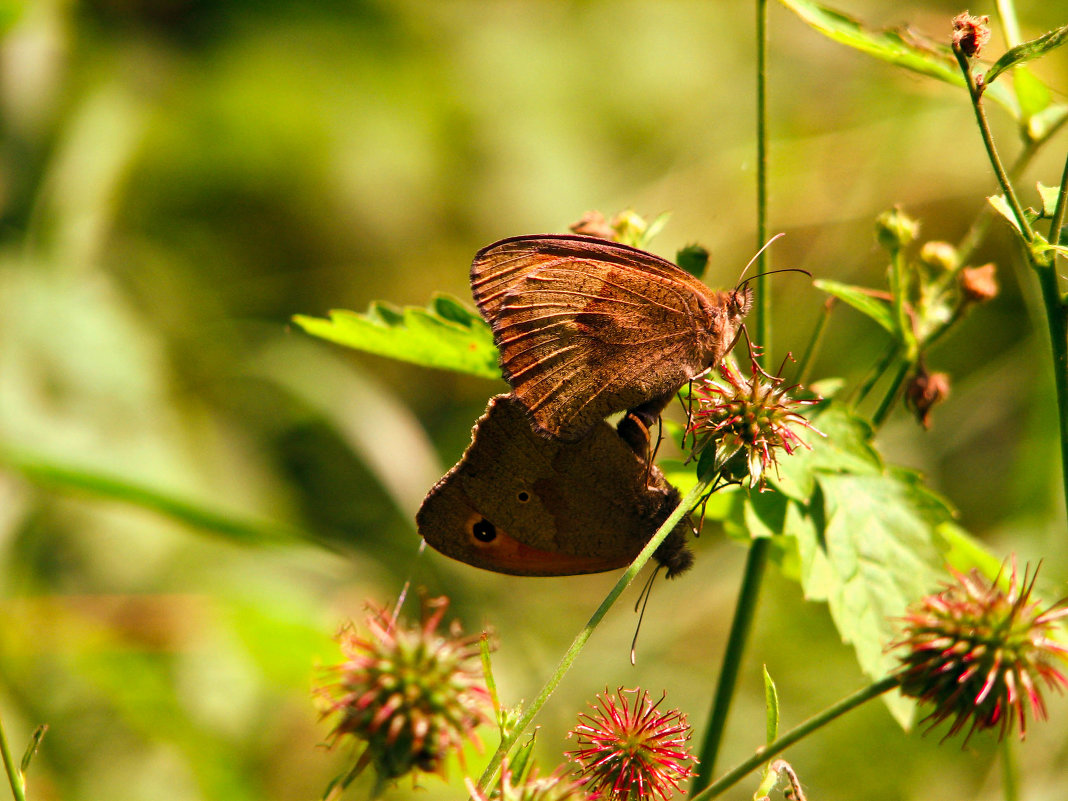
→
(778, 0, 1017, 116)
(770, 402, 881, 501)
(800, 469, 950, 726)
(985, 24, 1068, 85)
(292, 294, 501, 379)
(763, 666, 780, 747)
(813, 279, 895, 334)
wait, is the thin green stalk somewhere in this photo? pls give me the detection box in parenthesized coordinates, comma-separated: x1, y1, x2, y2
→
(1000, 737, 1019, 801)
(754, 0, 770, 365)
(0, 712, 27, 801)
(952, 45, 1035, 244)
(474, 477, 710, 792)
(852, 342, 899, 407)
(871, 358, 911, 429)
(691, 537, 771, 792)
(693, 675, 900, 800)
(794, 297, 833, 386)
(689, 0, 773, 790)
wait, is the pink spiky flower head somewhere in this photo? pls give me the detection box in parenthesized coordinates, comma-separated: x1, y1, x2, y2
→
(566, 688, 696, 801)
(893, 560, 1068, 743)
(688, 356, 820, 490)
(316, 594, 493, 790)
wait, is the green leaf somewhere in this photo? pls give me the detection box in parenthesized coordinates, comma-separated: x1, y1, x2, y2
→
(985, 24, 1068, 85)
(799, 468, 951, 726)
(763, 665, 780, 746)
(987, 194, 1028, 235)
(1027, 102, 1068, 141)
(813, 278, 895, 334)
(292, 293, 501, 380)
(1037, 182, 1060, 218)
(638, 211, 671, 248)
(778, 0, 1017, 116)
(1012, 67, 1051, 120)
(770, 402, 882, 501)
(20, 724, 48, 773)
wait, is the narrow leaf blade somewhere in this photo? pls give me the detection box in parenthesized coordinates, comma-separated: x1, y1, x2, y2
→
(813, 278, 895, 334)
(985, 24, 1068, 85)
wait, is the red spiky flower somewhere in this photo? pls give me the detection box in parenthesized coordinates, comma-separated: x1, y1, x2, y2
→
(316, 594, 493, 792)
(688, 356, 820, 489)
(566, 688, 695, 801)
(893, 560, 1068, 743)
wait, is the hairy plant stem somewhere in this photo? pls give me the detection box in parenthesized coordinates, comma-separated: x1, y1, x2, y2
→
(474, 477, 710, 793)
(693, 675, 900, 800)
(0, 712, 27, 801)
(690, 0, 773, 792)
(871, 358, 911, 430)
(691, 537, 771, 792)
(954, 44, 1068, 529)
(953, 46, 1035, 244)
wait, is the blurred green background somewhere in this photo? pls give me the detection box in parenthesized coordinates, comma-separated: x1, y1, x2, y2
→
(1, 1, 1066, 799)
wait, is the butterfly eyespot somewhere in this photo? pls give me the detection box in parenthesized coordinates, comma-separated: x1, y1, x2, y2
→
(517, 490, 530, 502)
(471, 518, 497, 543)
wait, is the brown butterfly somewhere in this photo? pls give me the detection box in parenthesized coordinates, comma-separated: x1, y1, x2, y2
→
(416, 394, 693, 577)
(471, 234, 753, 442)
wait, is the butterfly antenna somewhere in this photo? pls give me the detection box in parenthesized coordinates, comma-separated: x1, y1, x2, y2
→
(391, 540, 429, 628)
(630, 567, 662, 665)
(734, 232, 785, 285)
(390, 578, 412, 630)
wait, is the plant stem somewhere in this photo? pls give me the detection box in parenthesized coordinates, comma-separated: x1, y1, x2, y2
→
(871, 358, 911, 429)
(691, 537, 771, 792)
(474, 478, 710, 793)
(689, 1, 774, 790)
(0, 711, 27, 801)
(1000, 737, 1019, 801)
(952, 45, 1035, 244)
(795, 297, 833, 386)
(754, 0, 770, 366)
(693, 675, 900, 800)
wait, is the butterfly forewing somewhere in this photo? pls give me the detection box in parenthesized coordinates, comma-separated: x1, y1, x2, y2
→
(472, 235, 721, 440)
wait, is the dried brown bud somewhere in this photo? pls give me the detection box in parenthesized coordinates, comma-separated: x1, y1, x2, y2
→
(952, 13, 990, 58)
(960, 263, 999, 303)
(919, 241, 959, 271)
(905, 366, 950, 429)
(569, 210, 615, 240)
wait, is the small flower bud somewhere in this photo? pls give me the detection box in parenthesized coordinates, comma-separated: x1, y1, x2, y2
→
(952, 13, 991, 58)
(904, 366, 950, 429)
(611, 209, 648, 246)
(919, 241, 959, 271)
(569, 210, 614, 240)
(676, 243, 710, 278)
(960, 262, 999, 303)
(875, 207, 920, 251)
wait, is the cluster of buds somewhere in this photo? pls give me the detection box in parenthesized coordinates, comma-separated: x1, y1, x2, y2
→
(316, 595, 493, 791)
(688, 356, 820, 489)
(894, 562, 1068, 743)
